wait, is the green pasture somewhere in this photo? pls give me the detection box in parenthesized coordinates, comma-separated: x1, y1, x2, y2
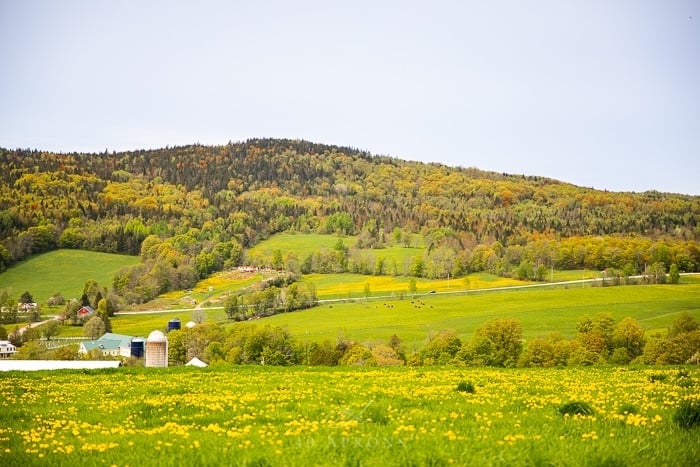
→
(46, 279, 700, 346)
(258, 282, 700, 346)
(0, 250, 138, 304)
(245, 232, 427, 268)
(551, 269, 603, 282)
(1, 366, 698, 466)
(303, 272, 526, 299)
(55, 309, 226, 338)
(352, 245, 426, 273)
(246, 232, 358, 262)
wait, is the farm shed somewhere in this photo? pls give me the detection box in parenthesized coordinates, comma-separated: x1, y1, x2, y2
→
(79, 333, 137, 358)
(0, 360, 121, 371)
(186, 357, 207, 367)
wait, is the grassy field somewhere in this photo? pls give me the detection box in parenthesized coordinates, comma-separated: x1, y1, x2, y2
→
(0, 250, 139, 304)
(50, 279, 700, 346)
(301, 272, 526, 300)
(1, 365, 698, 466)
(258, 281, 700, 346)
(56, 309, 226, 338)
(245, 232, 427, 270)
(246, 232, 358, 263)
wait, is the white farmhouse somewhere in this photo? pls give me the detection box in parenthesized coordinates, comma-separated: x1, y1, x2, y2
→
(0, 340, 17, 359)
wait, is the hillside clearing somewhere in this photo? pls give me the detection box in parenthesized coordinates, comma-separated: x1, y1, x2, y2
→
(0, 250, 138, 304)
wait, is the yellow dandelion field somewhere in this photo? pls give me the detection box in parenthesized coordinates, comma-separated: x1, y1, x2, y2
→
(0, 366, 698, 466)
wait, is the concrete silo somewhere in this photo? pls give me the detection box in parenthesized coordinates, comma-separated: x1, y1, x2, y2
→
(145, 330, 168, 367)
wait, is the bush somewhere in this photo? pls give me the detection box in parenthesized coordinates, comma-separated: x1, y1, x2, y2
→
(648, 373, 668, 383)
(673, 399, 700, 429)
(609, 347, 631, 365)
(456, 381, 476, 393)
(558, 401, 595, 416)
(677, 378, 694, 388)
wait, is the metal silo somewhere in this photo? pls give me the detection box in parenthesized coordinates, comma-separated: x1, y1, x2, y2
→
(145, 330, 168, 367)
(167, 318, 181, 332)
(130, 337, 146, 358)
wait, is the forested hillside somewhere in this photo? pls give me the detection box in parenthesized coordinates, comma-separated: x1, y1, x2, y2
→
(1, 139, 698, 304)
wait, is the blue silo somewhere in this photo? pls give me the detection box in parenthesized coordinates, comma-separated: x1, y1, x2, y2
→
(131, 337, 146, 358)
(167, 318, 181, 332)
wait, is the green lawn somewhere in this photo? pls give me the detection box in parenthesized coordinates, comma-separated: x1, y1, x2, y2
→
(0, 250, 139, 304)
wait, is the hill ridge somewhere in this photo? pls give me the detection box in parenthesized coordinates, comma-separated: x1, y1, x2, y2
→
(1, 138, 698, 306)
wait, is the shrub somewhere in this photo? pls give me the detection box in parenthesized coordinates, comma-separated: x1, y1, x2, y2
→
(673, 399, 700, 429)
(648, 373, 668, 383)
(456, 381, 476, 393)
(609, 347, 631, 365)
(558, 401, 595, 416)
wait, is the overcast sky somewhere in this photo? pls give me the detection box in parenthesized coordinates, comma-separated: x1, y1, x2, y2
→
(1, 1, 698, 194)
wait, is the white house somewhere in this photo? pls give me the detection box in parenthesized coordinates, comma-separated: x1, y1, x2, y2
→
(18, 303, 38, 313)
(0, 340, 17, 359)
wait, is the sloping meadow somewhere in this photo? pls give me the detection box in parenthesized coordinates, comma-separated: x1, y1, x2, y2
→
(1, 366, 698, 466)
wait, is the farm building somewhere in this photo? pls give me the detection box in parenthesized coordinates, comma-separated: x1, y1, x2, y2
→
(0, 360, 121, 371)
(76, 306, 95, 319)
(186, 357, 207, 367)
(18, 302, 38, 313)
(79, 333, 139, 358)
(0, 340, 17, 359)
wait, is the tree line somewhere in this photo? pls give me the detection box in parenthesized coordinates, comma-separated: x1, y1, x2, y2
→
(6, 312, 697, 368)
(167, 312, 699, 367)
(2, 140, 699, 259)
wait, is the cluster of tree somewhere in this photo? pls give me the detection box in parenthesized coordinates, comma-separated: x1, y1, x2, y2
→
(2, 140, 699, 282)
(164, 313, 699, 367)
(224, 275, 317, 321)
(7, 311, 697, 367)
(248, 234, 696, 284)
(111, 233, 243, 305)
(412, 313, 699, 367)
(0, 290, 41, 324)
(8, 339, 80, 360)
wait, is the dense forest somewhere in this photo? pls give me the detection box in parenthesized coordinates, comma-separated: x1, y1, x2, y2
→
(1, 139, 699, 305)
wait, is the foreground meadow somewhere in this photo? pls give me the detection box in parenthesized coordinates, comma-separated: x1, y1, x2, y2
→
(1, 366, 698, 466)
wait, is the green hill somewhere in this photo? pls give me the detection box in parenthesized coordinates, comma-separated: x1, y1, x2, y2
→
(1, 140, 699, 311)
(0, 249, 139, 304)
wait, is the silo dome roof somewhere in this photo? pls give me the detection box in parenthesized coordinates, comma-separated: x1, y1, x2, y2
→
(147, 330, 167, 343)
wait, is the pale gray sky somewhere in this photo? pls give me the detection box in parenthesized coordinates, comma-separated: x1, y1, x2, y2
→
(1, 0, 698, 194)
